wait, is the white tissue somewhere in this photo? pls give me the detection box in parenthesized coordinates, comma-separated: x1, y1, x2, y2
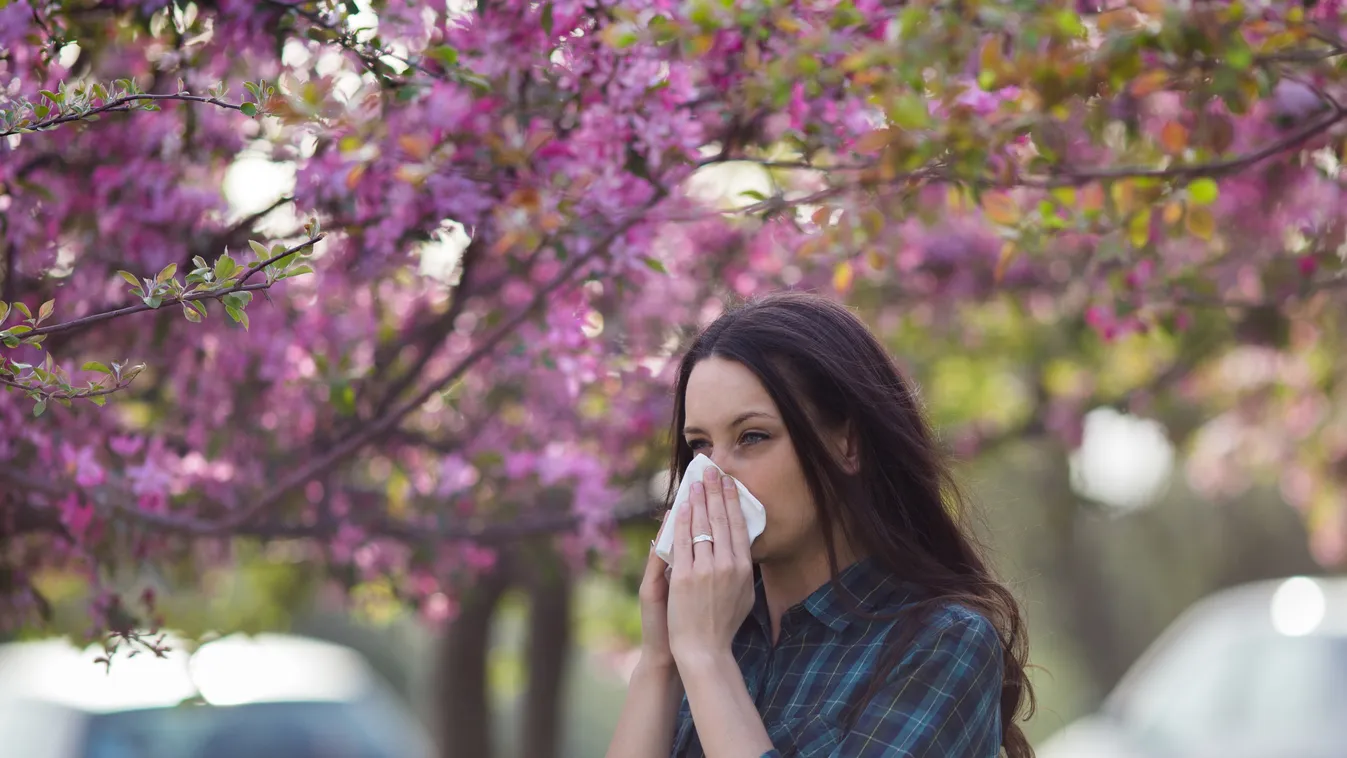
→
(654, 453, 766, 566)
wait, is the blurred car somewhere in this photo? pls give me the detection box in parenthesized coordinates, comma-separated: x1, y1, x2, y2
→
(0, 631, 435, 758)
(1036, 576, 1347, 758)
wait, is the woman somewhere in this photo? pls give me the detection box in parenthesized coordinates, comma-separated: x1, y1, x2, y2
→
(605, 292, 1034, 758)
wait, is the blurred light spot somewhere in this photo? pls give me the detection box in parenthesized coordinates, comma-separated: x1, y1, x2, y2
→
(1271, 576, 1325, 637)
(1069, 407, 1174, 512)
(189, 634, 367, 705)
(222, 156, 296, 225)
(0, 638, 196, 713)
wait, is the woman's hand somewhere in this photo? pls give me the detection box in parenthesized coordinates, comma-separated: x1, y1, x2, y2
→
(636, 513, 677, 669)
(667, 465, 756, 667)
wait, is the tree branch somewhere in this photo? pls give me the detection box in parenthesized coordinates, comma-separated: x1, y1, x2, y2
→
(1031, 92, 1347, 187)
(19, 235, 322, 340)
(2, 93, 253, 138)
(365, 236, 485, 420)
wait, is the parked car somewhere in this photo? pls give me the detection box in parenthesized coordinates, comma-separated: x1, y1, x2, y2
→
(1036, 576, 1347, 758)
(0, 631, 435, 758)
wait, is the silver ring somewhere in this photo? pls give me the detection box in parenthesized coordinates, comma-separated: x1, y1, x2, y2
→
(692, 533, 714, 545)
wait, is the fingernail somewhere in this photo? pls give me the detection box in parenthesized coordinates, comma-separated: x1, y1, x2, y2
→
(692, 481, 704, 496)
(721, 475, 733, 489)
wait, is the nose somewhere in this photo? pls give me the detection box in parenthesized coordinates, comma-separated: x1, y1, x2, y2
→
(710, 452, 736, 480)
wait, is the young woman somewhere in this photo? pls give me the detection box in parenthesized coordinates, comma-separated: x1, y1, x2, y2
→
(605, 292, 1034, 758)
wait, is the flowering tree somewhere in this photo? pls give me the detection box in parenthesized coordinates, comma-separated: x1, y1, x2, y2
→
(4, 0, 1347, 752)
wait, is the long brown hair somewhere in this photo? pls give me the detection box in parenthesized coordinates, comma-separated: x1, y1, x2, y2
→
(664, 291, 1035, 758)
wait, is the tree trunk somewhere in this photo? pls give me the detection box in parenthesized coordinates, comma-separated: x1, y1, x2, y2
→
(520, 549, 573, 758)
(435, 553, 514, 758)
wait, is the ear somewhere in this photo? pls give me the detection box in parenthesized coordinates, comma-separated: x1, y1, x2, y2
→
(831, 421, 861, 475)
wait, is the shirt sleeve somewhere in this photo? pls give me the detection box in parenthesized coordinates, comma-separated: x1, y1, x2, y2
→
(832, 607, 1005, 757)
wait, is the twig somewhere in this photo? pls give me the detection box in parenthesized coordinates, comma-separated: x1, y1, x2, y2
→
(1030, 97, 1347, 187)
(1, 93, 250, 138)
(0, 375, 125, 400)
(23, 235, 322, 339)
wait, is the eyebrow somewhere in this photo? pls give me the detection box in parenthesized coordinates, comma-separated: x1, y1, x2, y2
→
(683, 411, 777, 437)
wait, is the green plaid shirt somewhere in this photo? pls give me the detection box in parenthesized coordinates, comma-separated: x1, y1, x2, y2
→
(669, 559, 1004, 758)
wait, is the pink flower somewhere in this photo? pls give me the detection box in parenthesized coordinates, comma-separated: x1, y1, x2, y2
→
(109, 435, 144, 458)
(57, 493, 96, 540)
(60, 443, 106, 488)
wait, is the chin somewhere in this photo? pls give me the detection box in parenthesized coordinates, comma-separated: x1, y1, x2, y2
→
(749, 540, 768, 563)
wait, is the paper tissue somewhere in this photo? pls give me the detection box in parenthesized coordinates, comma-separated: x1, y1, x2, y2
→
(654, 453, 766, 566)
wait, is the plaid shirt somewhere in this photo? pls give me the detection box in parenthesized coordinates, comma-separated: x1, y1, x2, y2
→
(669, 558, 1004, 758)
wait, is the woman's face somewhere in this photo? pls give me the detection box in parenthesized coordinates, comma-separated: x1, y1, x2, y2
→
(682, 356, 829, 565)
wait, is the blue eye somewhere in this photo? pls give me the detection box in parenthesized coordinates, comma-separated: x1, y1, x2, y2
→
(687, 439, 709, 451)
(741, 431, 768, 445)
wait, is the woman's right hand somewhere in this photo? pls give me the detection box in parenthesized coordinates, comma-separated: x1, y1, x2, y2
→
(636, 513, 676, 668)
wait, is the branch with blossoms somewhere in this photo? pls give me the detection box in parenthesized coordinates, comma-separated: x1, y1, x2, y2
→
(0, 228, 322, 414)
(0, 78, 276, 138)
(1, 191, 661, 541)
(261, 0, 458, 88)
(719, 90, 1347, 219)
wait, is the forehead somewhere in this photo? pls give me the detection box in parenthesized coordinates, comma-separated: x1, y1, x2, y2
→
(684, 357, 778, 424)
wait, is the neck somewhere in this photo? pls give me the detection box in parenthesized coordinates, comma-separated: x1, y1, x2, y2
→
(758, 542, 859, 643)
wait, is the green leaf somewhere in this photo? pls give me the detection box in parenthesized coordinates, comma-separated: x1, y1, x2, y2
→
(541, 1, 554, 36)
(0, 302, 9, 327)
(1225, 36, 1254, 71)
(37, 299, 54, 323)
(222, 292, 253, 311)
(888, 93, 930, 130)
(214, 252, 237, 281)
(428, 45, 459, 67)
(118, 270, 140, 287)
(640, 256, 668, 274)
(189, 300, 208, 316)
(183, 304, 202, 322)
(278, 264, 314, 279)
(82, 361, 112, 374)
(156, 263, 177, 284)
(240, 102, 258, 117)
(1188, 178, 1219, 205)
(33, 399, 46, 418)
(6, 325, 32, 336)
(144, 296, 162, 309)
(13, 302, 31, 320)
(90, 394, 107, 407)
(249, 240, 269, 262)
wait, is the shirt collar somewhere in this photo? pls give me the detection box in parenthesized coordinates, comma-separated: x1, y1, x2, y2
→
(751, 557, 909, 635)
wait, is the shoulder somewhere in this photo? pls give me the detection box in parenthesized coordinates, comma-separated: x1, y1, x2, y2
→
(894, 600, 1003, 676)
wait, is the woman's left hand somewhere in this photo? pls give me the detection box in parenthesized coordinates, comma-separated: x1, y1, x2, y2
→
(666, 465, 756, 667)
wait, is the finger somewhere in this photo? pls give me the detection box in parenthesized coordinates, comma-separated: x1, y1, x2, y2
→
(720, 474, 751, 561)
(640, 541, 670, 601)
(690, 481, 714, 564)
(704, 468, 732, 565)
(672, 499, 693, 573)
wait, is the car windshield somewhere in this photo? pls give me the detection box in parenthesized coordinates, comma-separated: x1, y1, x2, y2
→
(1114, 630, 1347, 757)
(83, 700, 419, 758)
